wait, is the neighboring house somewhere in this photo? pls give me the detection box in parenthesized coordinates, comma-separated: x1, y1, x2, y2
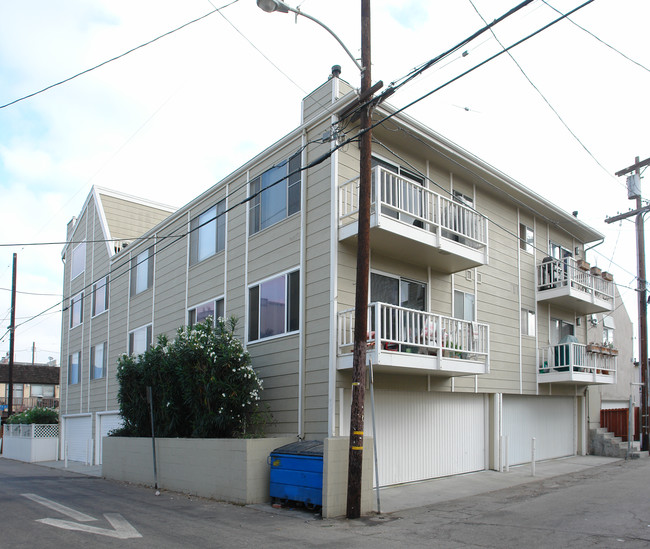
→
(60, 72, 617, 485)
(586, 285, 638, 432)
(60, 187, 176, 463)
(0, 362, 60, 420)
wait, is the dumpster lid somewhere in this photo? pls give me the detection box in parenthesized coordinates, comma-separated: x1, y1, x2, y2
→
(272, 440, 323, 456)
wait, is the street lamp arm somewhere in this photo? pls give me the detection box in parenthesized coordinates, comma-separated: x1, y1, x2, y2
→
(256, 0, 363, 73)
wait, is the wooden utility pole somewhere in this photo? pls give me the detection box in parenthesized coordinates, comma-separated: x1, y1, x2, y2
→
(609, 155, 650, 451)
(7, 253, 17, 418)
(347, 0, 372, 519)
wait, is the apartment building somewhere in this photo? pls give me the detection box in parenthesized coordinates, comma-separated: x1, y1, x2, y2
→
(60, 72, 616, 484)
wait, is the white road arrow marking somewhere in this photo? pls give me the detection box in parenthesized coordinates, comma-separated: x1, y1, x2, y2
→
(22, 493, 142, 539)
(22, 493, 96, 522)
(37, 514, 142, 539)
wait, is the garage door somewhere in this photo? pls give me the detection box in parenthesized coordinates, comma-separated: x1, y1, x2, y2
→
(96, 412, 123, 465)
(63, 415, 92, 463)
(503, 395, 575, 465)
(368, 391, 486, 486)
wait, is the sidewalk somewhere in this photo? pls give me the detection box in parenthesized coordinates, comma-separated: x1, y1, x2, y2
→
(35, 459, 103, 477)
(31, 454, 624, 515)
(376, 455, 622, 514)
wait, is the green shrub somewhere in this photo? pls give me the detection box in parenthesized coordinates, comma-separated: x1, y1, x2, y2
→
(6, 407, 59, 425)
(115, 316, 267, 438)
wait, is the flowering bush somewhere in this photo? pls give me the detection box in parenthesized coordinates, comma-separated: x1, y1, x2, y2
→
(115, 316, 267, 438)
(5, 407, 59, 424)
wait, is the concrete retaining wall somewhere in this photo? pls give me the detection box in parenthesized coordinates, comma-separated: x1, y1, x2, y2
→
(104, 435, 375, 516)
(322, 437, 374, 518)
(103, 436, 294, 504)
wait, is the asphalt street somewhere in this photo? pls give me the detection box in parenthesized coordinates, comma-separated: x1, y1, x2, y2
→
(1, 456, 649, 548)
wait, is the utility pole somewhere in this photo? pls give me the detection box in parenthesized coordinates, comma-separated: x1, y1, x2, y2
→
(609, 155, 650, 451)
(7, 253, 17, 418)
(347, 0, 372, 519)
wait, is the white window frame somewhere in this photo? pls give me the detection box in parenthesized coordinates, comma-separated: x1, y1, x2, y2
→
(130, 248, 154, 296)
(188, 298, 225, 327)
(249, 152, 301, 235)
(521, 308, 536, 336)
(70, 242, 86, 280)
(520, 223, 534, 254)
(92, 276, 109, 317)
(190, 200, 226, 265)
(70, 292, 83, 328)
(453, 289, 475, 322)
(248, 269, 300, 343)
(128, 325, 153, 356)
(91, 342, 107, 380)
(68, 352, 80, 385)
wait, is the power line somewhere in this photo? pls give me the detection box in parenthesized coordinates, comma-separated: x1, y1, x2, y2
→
(0, 288, 61, 297)
(542, 0, 650, 74)
(0, 1, 240, 110)
(467, 0, 621, 186)
(9, 0, 609, 331)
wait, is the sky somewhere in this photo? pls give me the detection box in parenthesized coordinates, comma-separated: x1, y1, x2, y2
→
(0, 0, 648, 364)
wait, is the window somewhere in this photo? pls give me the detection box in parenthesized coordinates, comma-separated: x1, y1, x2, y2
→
(550, 318, 574, 345)
(71, 242, 86, 280)
(521, 309, 536, 336)
(454, 290, 475, 321)
(550, 241, 572, 260)
(92, 276, 109, 316)
(190, 200, 226, 265)
(129, 325, 153, 356)
(603, 316, 615, 345)
(249, 153, 301, 235)
(249, 270, 299, 341)
(130, 248, 154, 296)
(68, 352, 80, 385)
(70, 292, 83, 328)
(370, 273, 426, 310)
(520, 224, 534, 254)
(30, 385, 54, 397)
(189, 298, 225, 327)
(91, 342, 107, 379)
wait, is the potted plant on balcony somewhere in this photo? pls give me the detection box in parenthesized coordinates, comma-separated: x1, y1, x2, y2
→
(577, 259, 590, 271)
(590, 266, 602, 277)
(586, 342, 600, 353)
(602, 271, 614, 282)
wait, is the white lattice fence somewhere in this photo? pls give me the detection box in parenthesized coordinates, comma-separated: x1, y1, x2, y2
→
(2, 424, 59, 462)
(5, 424, 59, 438)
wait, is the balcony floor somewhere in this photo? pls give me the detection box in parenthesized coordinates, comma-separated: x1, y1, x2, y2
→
(538, 368, 615, 385)
(337, 347, 488, 377)
(537, 285, 613, 314)
(340, 214, 487, 273)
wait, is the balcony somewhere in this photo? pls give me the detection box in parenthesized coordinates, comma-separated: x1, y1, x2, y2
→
(0, 397, 59, 416)
(337, 302, 489, 376)
(536, 258, 614, 314)
(538, 342, 616, 385)
(338, 167, 488, 273)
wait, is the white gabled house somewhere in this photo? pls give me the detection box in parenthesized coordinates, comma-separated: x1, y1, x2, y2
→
(60, 71, 616, 485)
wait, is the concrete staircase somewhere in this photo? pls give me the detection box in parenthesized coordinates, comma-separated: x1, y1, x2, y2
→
(589, 427, 649, 459)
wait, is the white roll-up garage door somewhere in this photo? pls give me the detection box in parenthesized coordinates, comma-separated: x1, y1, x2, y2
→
(368, 391, 486, 486)
(96, 412, 123, 465)
(503, 395, 575, 465)
(63, 415, 92, 463)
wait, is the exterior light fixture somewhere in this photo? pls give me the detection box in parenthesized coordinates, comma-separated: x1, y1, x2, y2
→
(256, 0, 290, 13)
(255, 0, 363, 73)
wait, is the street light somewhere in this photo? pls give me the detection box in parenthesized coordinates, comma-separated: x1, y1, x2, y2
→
(257, 0, 372, 519)
(255, 0, 363, 73)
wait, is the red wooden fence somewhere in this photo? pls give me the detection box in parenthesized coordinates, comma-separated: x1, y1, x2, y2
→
(600, 407, 640, 442)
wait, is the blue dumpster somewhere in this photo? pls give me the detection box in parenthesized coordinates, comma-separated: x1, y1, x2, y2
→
(269, 440, 323, 509)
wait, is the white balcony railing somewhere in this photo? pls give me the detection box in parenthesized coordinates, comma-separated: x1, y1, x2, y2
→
(339, 167, 488, 251)
(539, 342, 616, 383)
(338, 302, 489, 364)
(537, 257, 614, 305)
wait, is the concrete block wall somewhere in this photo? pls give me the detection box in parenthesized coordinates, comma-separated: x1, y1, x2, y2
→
(103, 436, 294, 504)
(322, 436, 374, 518)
